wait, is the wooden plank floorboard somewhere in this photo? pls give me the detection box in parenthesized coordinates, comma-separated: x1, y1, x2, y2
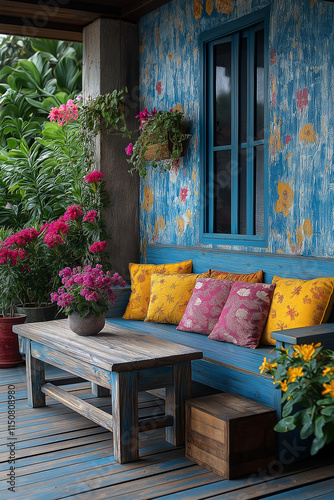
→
(260, 478, 334, 499)
(1, 364, 334, 499)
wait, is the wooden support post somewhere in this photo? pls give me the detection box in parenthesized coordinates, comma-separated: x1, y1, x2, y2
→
(25, 339, 45, 408)
(91, 382, 110, 397)
(165, 361, 191, 446)
(112, 371, 139, 463)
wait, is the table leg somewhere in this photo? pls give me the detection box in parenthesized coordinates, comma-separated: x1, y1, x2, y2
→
(91, 383, 110, 397)
(25, 339, 45, 408)
(165, 361, 191, 446)
(111, 371, 139, 463)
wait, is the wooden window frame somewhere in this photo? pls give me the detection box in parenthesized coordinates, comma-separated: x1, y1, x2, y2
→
(199, 6, 270, 247)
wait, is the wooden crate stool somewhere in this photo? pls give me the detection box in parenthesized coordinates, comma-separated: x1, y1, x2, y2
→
(185, 392, 276, 479)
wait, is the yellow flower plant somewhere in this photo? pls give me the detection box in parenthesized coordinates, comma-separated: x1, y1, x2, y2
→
(259, 342, 334, 455)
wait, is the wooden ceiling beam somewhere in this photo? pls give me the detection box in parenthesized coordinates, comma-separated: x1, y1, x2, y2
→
(0, 23, 83, 42)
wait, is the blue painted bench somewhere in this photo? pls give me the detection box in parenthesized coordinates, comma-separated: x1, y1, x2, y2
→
(107, 243, 334, 462)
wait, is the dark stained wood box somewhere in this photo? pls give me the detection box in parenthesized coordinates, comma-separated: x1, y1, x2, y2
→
(185, 392, 276, 479)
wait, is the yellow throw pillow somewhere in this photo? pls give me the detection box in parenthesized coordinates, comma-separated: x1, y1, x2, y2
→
(145, 272, 209, 325)
(210, 269, 263, 283)
(123, 260, 192, 320)
(262, 276, 334, 345)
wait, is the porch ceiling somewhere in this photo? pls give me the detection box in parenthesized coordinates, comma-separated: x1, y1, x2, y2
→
(0, 0, 171, 42)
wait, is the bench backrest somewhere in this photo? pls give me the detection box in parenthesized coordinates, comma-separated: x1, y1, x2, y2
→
(145, 244, 334, 321)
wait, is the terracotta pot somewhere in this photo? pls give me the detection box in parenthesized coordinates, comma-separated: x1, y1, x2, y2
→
(0, 314, 27, 368)
(68, 312, 105, 336)
(16, 303, 58, 323)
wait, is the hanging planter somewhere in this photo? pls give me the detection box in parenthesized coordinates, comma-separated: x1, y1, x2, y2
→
(126, 108, 189, 180)
(143, 133, 185, 162)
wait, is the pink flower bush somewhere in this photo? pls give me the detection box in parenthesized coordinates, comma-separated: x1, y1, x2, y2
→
(48, 98, 80, 126)
(51, 264, 127, 318)
(89, 241, 107, 253)
(4, 228, 38, 247)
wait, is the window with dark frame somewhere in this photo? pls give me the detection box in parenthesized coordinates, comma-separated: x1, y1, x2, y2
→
(201, 10, 269, 246)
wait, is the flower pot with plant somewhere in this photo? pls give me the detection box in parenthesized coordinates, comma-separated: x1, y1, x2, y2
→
(260, 342, 334, 456)
(51, 264, 127, 335)
(125, 107, 189, 179)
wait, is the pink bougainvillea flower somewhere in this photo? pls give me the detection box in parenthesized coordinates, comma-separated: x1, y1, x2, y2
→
(89, 241, 107, 253)
(296, 87, 309, 112)
(63, 204, 84, 222)
(125, 143, 133, 155)
(180, 186, 189, 203)
(83, 210, 98, 223)
(83, 170, 105, 183)
(285, 135, 291, 145)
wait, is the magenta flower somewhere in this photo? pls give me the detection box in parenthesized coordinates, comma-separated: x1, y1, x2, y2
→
(63, 204, 84, 222)
(83, 210, 98, 223)
(83, 171, 105, 184)
(180, 186, 189, 203)
(125, 143, 133, 155)
(51, 264, 127, 317)
(89, 241, 107, 253)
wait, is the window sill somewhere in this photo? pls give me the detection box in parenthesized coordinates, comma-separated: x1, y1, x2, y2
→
(200, 233, 267, 248)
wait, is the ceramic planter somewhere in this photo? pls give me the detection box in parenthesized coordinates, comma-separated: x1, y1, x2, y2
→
(16, 303, 58, 323)
(0, 314, 27, 368)
(68, 312, 105, 336)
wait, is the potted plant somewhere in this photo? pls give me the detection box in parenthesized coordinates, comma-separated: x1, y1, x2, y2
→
(51, 264, 127, 335)
(125, 107, 189, 179)
(260, 343, 334, 455)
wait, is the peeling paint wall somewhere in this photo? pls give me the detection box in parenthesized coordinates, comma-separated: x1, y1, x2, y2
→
(138, 0, 334, 257)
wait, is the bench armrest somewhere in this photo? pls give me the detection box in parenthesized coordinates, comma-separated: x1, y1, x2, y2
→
(271, 323, 334, 348)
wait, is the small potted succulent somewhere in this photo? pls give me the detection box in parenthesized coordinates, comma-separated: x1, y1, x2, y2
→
(125, 107, 189, 179)
(260, 342, 334, 455)
(51, 264, 127, 335)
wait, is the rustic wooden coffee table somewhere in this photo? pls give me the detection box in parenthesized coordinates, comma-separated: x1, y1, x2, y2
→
(13, 319, 203, 463)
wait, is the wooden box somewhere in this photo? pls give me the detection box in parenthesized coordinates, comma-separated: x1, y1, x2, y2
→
(185, 392, 276, 479)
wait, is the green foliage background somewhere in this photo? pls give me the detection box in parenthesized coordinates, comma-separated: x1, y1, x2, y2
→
(0, 36, 83, 230)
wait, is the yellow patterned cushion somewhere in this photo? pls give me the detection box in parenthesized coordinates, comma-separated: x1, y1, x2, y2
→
(262, 276, 334, 345)
(210, 269, 263, 283)
(145, 272, 210, 325)
(123, 260, 193, 320)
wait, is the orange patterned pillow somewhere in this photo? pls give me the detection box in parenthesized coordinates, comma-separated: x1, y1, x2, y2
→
(145, 272, 210, 325)
(123, 260, 192, 320)
(210, 270, 263, 283)
(262, 275, 334, 345)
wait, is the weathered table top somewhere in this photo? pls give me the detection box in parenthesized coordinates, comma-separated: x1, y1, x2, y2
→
(13, 319, 203, 372)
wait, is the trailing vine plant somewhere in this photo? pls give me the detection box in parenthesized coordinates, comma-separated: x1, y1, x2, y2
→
(78, 88, 130, 172)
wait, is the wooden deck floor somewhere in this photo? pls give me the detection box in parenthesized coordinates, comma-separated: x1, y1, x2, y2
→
(1, 363, 334, 500)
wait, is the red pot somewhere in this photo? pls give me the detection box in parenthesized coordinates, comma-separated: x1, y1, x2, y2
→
(0, 314, 27, 368)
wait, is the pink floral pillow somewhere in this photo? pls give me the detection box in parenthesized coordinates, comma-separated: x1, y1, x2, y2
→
(177, 278, 234, 335)
(208, 282, 276, 349)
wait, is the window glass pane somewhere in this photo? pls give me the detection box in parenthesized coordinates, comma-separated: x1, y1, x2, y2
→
(255, 145, 264, 235)
(214, 150, 231, 233)
(239, 36, 247, 144)
(238, 148, 247, 234)
(214, 42, 231, 146)
(254, 29, 264, 141)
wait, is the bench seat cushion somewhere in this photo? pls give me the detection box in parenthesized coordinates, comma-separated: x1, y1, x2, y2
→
(107, 317, 274, 375)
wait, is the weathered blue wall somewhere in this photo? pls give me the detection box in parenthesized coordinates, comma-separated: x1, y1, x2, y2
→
(138, 0, 334, 257)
